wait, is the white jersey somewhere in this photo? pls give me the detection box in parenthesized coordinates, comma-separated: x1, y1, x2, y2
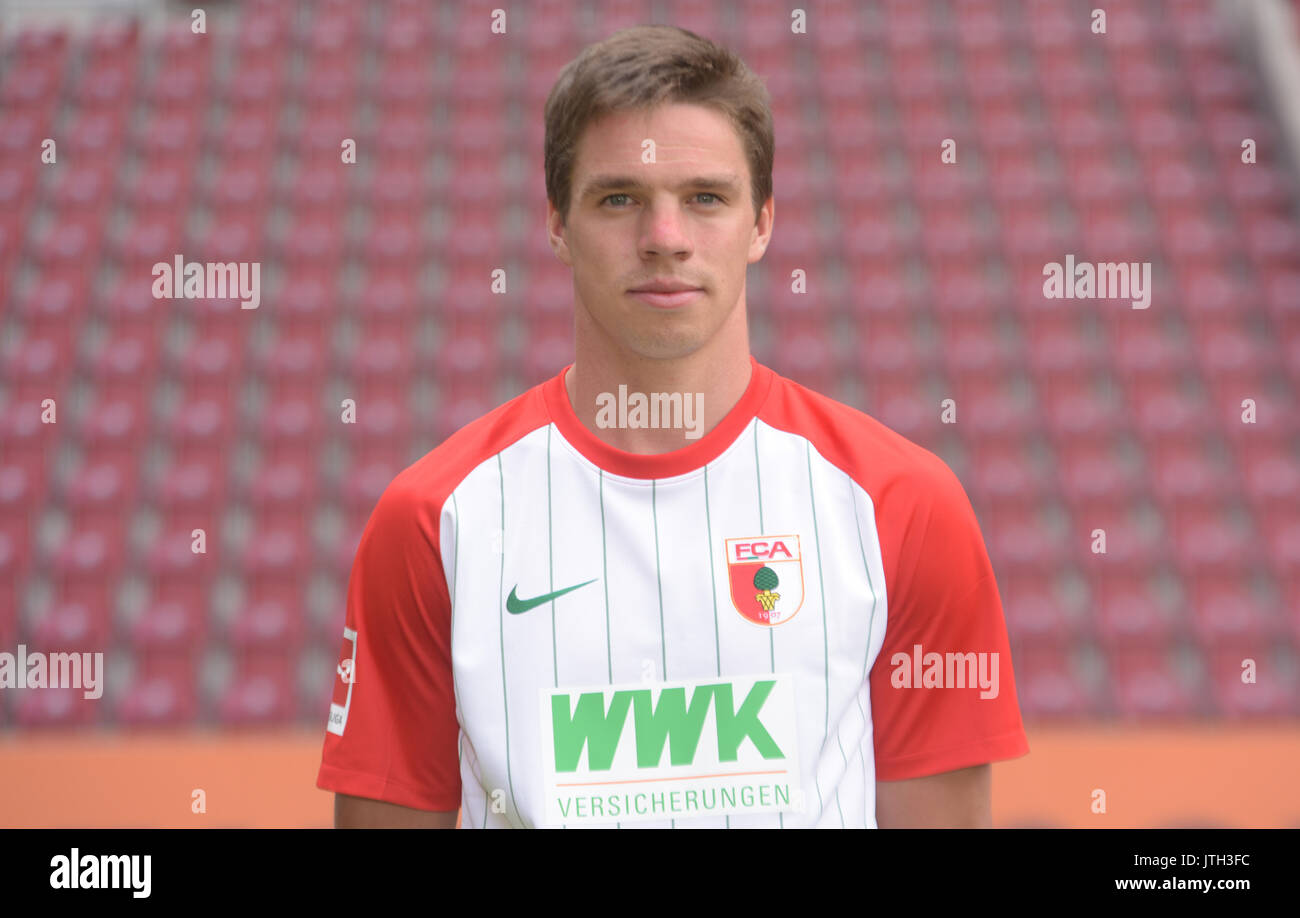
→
(317, 357, 1029, 827)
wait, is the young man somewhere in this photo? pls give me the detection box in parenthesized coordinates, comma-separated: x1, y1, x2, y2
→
(318, 24, 1028, 829)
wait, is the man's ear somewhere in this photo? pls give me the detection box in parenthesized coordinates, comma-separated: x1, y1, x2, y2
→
(547, 198, 572, 266)
(747, 194, 774, 264)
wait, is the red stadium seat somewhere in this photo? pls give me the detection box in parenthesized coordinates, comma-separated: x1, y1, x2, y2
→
(1169, 505, 1262, 574)
(859, 317, 932, 378)
(110, 211, 183, 272)
(14, 687, 100, 729)
(226, 588, 306, 654)
(128, 592, 209, 653)
(1126, 377, 1216, 440)
(142, 526, 216, 584)
(967, 439, 1055, 505)
(1055, 438, 1148, 508)
(116, 655, 200, 726)
(62, 453, 140, 525)
(1001, 573, 1082, 648)
(239, 527, 310, 583)
(163, 390, 236, 450)
(29, 594, 114, 649)
(1205, 647, 1300, 718)
(153, 454, 230, 517)
(256, 333, 327, 387)
(1236, 441, 1300, 508)
(985, 505, 1071, 569)
(1108, 647, 1205, 718)
(1189, 576, 1287, 649)
(145, 55, 210, 109)
(272, 265, 343, 331)
(1147, 440, 1241, 506)
(1, 329, 75, 395)
(1260, 512, 1300, 575)
(216, 657, 298, 724)
(64, 107, 129, 159)
(87, 325, 162, 387)
(1014, 647, 1100, 719)
(76, 389, 150, 453)
(1093, 574, 1178, 649)
(1022, 315, 1108, 377)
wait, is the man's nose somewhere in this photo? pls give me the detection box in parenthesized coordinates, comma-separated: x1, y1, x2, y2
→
(639, 199, 693, 257)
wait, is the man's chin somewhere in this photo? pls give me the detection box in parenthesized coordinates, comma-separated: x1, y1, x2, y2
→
(621, 330, 709, 362)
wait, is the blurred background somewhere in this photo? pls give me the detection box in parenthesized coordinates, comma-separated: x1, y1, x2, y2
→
(0, 0, 1298, 827)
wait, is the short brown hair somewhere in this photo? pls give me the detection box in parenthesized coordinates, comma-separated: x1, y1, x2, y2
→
(544, 24, 774, 225)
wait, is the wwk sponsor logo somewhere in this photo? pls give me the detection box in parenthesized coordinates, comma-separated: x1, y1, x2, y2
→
(540, 673, 802, 825)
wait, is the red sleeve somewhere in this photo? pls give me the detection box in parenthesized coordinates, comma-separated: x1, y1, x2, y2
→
(315, 475, 462, 811)
(868, 454, 1029, 781)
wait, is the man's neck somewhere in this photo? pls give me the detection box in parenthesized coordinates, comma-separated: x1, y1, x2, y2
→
(563, 334, 753, 455)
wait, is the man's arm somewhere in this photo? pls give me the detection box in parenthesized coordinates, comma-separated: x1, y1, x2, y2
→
(875, 763, 991, 828)
(334, 792, 459, 829)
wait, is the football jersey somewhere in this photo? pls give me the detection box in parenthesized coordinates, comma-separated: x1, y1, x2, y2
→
(316, 356, 1029, 827)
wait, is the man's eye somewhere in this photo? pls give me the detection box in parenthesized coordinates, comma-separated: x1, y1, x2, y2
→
(600, 193, 724, 207)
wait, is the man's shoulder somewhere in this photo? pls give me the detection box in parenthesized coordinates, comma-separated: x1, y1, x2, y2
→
(375, 377, 554, 516)
(758, 365, 959, 501)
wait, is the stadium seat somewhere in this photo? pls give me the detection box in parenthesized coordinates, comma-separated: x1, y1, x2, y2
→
(1205, 647, 1300, 718)
(14, 687, 100, 729)
(1093, 574, 1178, 649)
(116, 655, 201, 726)
(1014, 647, 1100, 719)
(1189, 575, 1287, 648)
(29, 594, 114, 649)
(967, 439, 1055, 505)
(128, 593, 209, 653)
(1108, 647, 1206, 718)
(1002, 573, 1083, 648)
(153, 454, 229, 514)
(1055, 438, 1148, 508)
(216, 657, 298, 724)
(1169, 505, 1261, 574)
(1147, 440, 1241, 506)
(226, 588, 306, 654)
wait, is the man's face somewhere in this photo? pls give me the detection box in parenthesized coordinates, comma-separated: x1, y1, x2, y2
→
(547, 102, 774, 361)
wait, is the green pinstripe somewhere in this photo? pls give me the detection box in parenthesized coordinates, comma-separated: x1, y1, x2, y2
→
(808, 442, 845, 827)
(852, 479, 881, 827)
(599, 469, 620, 828)
(753, 423, 783, 828)
(704, 464, 729, 829)
(496, 455, 521, 828)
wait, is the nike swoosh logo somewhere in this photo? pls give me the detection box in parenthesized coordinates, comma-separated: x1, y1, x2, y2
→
(506, 579, 598, 615)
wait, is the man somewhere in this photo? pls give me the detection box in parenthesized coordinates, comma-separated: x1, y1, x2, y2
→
(318, 24, 1028, 829)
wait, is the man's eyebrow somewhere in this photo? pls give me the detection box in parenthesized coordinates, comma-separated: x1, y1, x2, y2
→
(578, 174, 743, 198)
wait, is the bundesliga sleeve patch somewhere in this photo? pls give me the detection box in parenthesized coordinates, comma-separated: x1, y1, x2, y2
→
(327, 626, 358, 736)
